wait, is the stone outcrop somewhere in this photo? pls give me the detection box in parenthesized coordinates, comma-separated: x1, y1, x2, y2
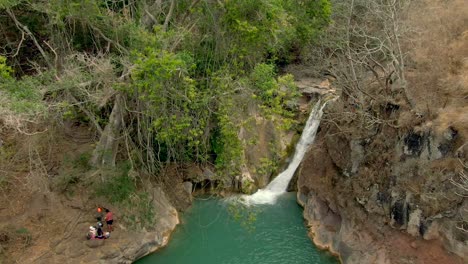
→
(23, 187, 179, 264)
(239, 116, 292, 190)
(297, 120, 467, 263)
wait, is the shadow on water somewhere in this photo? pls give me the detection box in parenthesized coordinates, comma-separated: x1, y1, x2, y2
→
(136, 192, 338, 264)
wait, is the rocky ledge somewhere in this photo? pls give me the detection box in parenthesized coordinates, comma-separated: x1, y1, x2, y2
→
(23, 187, 179, 264)
(297, 128, 467, 264)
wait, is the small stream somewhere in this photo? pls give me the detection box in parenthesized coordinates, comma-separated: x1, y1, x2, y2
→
(136, 193, 338, 264)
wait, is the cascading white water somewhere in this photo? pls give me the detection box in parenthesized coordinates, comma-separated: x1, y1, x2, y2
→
(244, 100, 328, 205)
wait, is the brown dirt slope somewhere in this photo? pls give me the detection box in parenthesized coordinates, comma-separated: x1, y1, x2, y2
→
(0, 124, 180, 263)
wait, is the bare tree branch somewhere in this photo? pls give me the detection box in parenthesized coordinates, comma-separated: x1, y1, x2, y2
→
(6, 8, 53, 68)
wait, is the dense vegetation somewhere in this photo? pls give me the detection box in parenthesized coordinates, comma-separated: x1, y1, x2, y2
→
(1, 1, 466, 262)
(0, 0, 330, 219)
(0, 0, 330, 167)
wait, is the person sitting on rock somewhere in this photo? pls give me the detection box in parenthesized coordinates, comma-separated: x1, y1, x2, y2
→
(89, 223, 109, 240)
(95, 222, 105, 239)
(87, 226, 97, 240)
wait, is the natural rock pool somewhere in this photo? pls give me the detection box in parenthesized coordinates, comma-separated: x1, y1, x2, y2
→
(136, 192, 338, 264)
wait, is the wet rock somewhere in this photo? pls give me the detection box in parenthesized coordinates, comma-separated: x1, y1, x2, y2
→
(296, 190, 308, 207)
(240, 117, 286, 188)
(419, 219, 428, 236)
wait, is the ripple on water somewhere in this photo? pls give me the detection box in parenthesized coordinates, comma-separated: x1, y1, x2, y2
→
(136, 192, 338, 264)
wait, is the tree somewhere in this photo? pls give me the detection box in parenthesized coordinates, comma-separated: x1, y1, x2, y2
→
(0, 0, 331, 175)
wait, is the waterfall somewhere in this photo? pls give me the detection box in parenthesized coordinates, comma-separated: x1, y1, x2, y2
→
(244, 100, 328, 205)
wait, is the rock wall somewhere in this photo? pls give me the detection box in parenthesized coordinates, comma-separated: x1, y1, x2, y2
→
(298, 119, 467, 263)
(239, 115, 295, 191)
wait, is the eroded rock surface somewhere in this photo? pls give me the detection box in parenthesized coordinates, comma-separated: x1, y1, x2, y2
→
(20, 187, 179, 264)
(298, 125, 467, 263)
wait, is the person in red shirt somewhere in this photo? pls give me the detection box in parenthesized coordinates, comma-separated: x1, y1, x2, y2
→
(105, 208, 114, 232)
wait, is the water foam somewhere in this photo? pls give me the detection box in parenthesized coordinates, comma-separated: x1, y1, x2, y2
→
(243, 100, 328, 205)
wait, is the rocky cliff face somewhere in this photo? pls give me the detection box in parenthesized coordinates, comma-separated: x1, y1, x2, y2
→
(297, 92, 467, 263)
(238, 115, 295, 192)
(298, 125, 466, 263)
(296, 0, 467, 262)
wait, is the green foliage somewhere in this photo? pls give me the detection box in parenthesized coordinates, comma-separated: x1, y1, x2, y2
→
(0, 56, 13, 80)
(241, 179, 255, 194)
(251, 63, 299, 130)
(222, 0, 293, 60)
(284, 0, 331, 44)
(0, 0, 331, 187)
(75, 152, 92, 170)
(210, 74, 244, 177)
(43, 0, 141, 53)
(121, 192, 156, 230)
(0, 69, 49, 115)
(257, 157, 279, 178)
(212, 111, 243, 177)
(0, 0, 22, 9)
(14, 227, 32, 248)
(14, 227, 29, 235)
(130, 45, 210, 162)
(251, 63, 277, 97)
(53, 152, 92, 194)
(218, 0, 331, 66)
(227, 200, 259, 232)
(53, 173, 80, 194)
(0, 175, 8, 190)
(94, 163, 156, 230)
(95, 164, 134, 204)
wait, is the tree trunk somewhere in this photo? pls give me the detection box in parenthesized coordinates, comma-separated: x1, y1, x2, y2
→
(163, 0, 176, 31)
(90, 93, 124, 167)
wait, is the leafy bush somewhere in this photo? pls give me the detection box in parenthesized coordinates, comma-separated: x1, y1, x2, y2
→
(53, 173, 80, 193)
(75, 152, 92, 170)
(0, 68, 50, 116)
(121, 192, 156, 230)
(94, 163, 156, 230)
(95, 167, 134, 204)
(0, 0, 331, 187)
(251, 63, 299, 129)
(14, 227, 32, 248)
(212, 101, 244, 177)
(52, 152, 91, 193)
(0, 56, 13, 80)
(129, 46, 211, 162)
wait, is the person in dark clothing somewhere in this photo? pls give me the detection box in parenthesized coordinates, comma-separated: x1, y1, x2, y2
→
(96, 222, 104, 239)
